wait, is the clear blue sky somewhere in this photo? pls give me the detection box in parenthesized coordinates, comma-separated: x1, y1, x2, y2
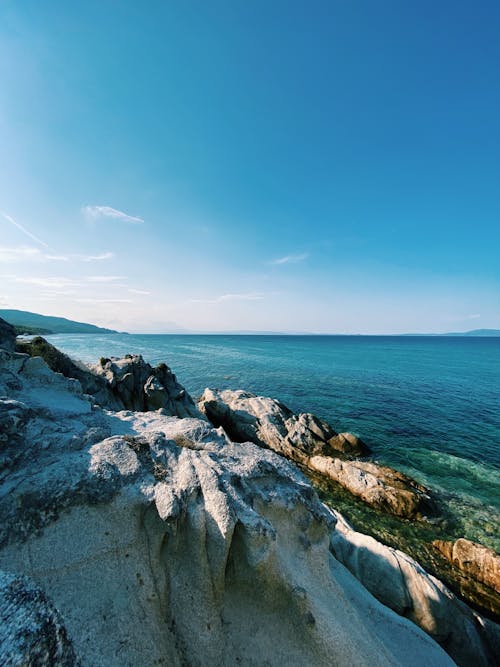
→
(1, 1, 499, 333)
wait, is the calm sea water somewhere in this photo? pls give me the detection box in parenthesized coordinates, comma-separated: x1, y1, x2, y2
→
(46, 333, 500, 549)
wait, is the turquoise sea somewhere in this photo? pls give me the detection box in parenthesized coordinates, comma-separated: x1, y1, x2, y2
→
(46, 333, 500, 550)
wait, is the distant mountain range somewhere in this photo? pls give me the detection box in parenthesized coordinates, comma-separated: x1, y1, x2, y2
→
(0, 309, 119, 335)
(402, 329, 500, 337)
(1, 309, 499, 337)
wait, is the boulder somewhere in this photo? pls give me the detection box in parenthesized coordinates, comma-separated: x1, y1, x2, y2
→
(0, 346, 458, 667)
(0, 318, 15, 352)
(199, 388, 433, 519)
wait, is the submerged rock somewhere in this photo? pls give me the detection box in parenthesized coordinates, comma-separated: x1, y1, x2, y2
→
(0, 346, 459, 667)
(199, 388, 433, 519)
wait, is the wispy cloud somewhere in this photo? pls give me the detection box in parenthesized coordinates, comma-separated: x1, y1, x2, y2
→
(465, 313, 481, 320)
(190, 292, 265, 304)
(86, 275, 126, 283)
(1, 212, 49, 248)
(270, 252, 309, 265)
(0, 246, 42, 262)
(83, 205, 144, 224)
(13, 276, 82, 289)
(129, 288, 151, 295)
(0, 245, 114, 263)
(75, 298, 133, 304)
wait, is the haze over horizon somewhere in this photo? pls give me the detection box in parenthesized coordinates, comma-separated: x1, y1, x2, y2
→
(1, 2, 499, 334)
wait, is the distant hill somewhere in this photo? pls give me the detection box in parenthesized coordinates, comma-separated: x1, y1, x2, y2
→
(0, 309, 119, 334)
(443, 329, 500, 337)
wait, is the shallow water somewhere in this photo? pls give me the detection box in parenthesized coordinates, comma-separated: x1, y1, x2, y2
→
(46, 333, 500, 550)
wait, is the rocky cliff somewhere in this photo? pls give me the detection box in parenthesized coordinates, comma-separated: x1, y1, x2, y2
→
(0, 326, 498, 666)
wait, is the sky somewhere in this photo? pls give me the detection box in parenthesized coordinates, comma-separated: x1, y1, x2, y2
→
(0, 1, 499, 333)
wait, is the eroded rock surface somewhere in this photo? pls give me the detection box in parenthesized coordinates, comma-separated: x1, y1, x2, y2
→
(0, 347, 458, 667)
(199, 388, 433, 519)
(0, 571, 79, 666)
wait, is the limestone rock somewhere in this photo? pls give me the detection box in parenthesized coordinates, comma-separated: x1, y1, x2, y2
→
(0, 346, 456, 667)
(0, 318, 15, 352)
(0, 571, 79, 666)
(199, 388, 432, 519)
(331, 511, 500, 667)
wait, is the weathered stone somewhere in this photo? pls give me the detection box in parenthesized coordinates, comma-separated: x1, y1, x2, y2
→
(199, 388, 432, 519)
(433, 539, 500, 594)
(0, 571, 79, 666)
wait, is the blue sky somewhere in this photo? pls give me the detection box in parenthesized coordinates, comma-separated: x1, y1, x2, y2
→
(1, 1, 499, 333)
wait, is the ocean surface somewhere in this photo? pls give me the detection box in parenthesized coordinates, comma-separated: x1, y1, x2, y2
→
(46, 333, 500, 550)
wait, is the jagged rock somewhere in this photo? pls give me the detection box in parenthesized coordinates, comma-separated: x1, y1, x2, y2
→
(0, 346, 458, 667)
(199, 388, 370, 458)
(0, 318, 15, 352)
(330, 512, 500, 667)
(0, 571, 79, 666)
(91, 355, 200, 418)
(16, 336, 123, 410)
(199, 388, 432, 519)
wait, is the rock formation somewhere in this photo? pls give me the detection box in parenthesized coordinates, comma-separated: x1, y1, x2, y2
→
(16, 334, 200, 418)
(199, 388, 433, 519)
(0, 344, 462, 666)
(432, 538, 500, 618)
(90, 353, 200, 417)
(433, 539, 500, 594)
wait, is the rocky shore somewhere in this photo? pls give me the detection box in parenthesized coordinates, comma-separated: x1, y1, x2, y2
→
(1, 320, 499, 666)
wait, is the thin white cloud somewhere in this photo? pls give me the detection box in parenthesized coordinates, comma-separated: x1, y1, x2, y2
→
(129, 288, 151, 295)
(465, 314, 481, 320)
(13, 276, 82, 289)
(83, 205, 144, 224)
(81, 252, 114, 262)
(75, 298, 133, 304)
(190, 293, 265, 304)
(0, 245, 114, 263)
(270, 252, 309, 265)
(0, 246, 42, 262)
(86, 275, 126, 283)
(1, 212, 49, 248)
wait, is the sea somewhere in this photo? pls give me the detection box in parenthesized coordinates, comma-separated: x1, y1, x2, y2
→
(46, 333, 500, 551)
